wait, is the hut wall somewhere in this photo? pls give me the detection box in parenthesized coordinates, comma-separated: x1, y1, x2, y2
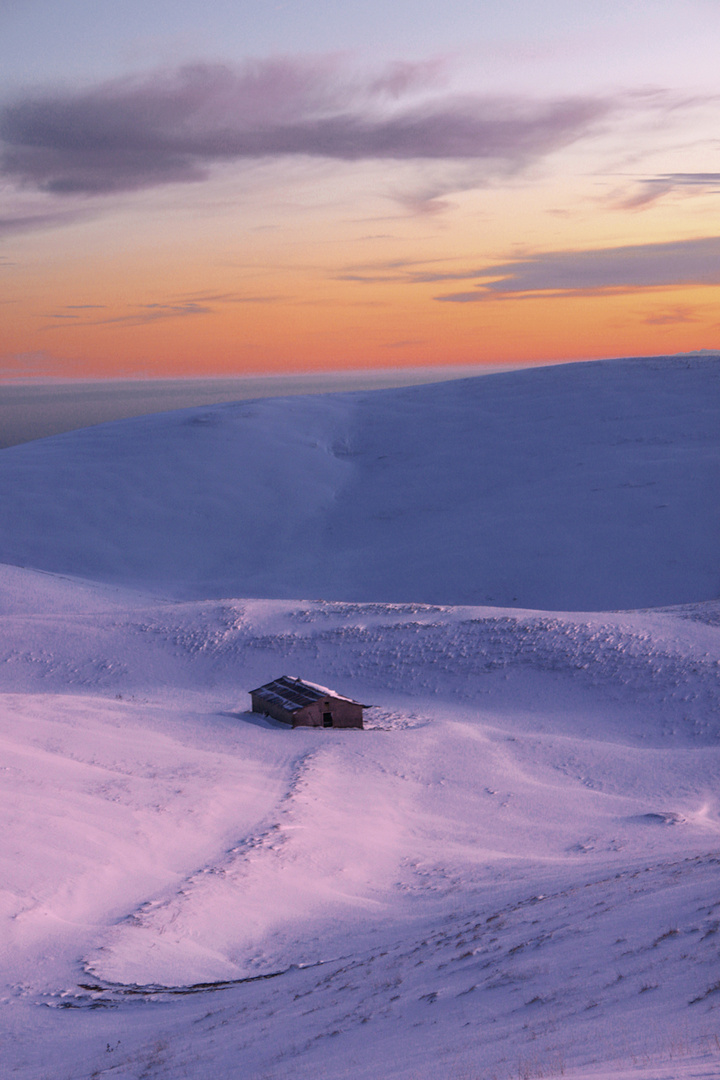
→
(294, 697, 364, 729)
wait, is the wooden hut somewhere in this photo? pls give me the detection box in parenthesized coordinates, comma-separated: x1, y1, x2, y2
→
(249, 676, 366, 728)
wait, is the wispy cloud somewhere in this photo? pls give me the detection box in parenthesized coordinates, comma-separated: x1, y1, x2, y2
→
(0, 208, 93, 236)
(621, 172, 720, 209)
(51, 301, 212, 328)
(41, 292, 284, 330)
(0, 351, 58, 377)
(336, 254, 461, 283)
(643, 303, 699, 325)
(431, 236, 720, 302)
(176, 290, 284, 304)
(0, 58, 611, 197)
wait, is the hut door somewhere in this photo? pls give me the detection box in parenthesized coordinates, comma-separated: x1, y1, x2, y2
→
(323, 711, 333, 727)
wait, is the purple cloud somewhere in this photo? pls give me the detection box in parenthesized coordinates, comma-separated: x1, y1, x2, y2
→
(0, 59, 610, 196)
(432, 236, 720, 301)
(76, 301, 212, 327)
(0, 351, 57, 376)
(643, 304, 698, 325)
(0, 208, 93, 236)
(622, 173, 720, 209)
(41, 292, 284, 331)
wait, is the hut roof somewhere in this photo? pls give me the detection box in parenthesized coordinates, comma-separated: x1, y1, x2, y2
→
(250, 675, 367, 714)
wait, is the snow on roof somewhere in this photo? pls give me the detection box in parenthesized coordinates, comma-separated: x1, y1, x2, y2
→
(250, 675, 367, 713)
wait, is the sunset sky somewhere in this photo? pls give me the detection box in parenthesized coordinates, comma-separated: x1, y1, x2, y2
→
(2, 0, 720, 378)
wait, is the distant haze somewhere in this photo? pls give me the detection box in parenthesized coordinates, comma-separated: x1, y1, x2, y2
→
(0, 365, 529, 448)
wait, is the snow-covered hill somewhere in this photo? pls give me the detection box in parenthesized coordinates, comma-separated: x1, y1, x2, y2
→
(0, 355, 718, 610)
(1, 358, 719, 1079)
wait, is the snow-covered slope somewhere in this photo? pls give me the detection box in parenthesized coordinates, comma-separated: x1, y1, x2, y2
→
(0, 355, 718, 610)
(1, 358, 719, 1079)
(2, 560, 720, 1078)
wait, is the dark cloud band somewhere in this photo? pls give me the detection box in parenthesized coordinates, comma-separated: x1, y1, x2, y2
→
(0, 59, 610, 196)
(623, 173, 720, 209)
(433, 236, 720, 301)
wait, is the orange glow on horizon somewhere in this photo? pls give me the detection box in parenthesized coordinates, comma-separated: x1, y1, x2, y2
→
(4, 271, 719, 380)
(4, 164, 720, 380)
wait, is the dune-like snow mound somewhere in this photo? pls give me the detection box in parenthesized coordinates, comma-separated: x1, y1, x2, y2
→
(0, 356, 717, 610)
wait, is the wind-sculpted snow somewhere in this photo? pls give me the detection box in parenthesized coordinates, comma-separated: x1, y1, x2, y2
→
(52, 856, 720, 1080)
(2, 587, 719, 743)
(0, 356, 718, 610)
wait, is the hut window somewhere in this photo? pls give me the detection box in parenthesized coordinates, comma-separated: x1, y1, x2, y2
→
(323, 712, 333, 727)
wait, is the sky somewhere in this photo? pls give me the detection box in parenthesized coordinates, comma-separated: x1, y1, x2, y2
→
(2, 0, 720, 378)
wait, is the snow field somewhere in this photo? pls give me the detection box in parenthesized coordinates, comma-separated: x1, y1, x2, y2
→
(1, 560, 720, 1076)
(1, 357, 719, 1078)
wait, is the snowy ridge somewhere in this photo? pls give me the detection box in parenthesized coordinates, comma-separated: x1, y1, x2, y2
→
(0, 355, 718, 611)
